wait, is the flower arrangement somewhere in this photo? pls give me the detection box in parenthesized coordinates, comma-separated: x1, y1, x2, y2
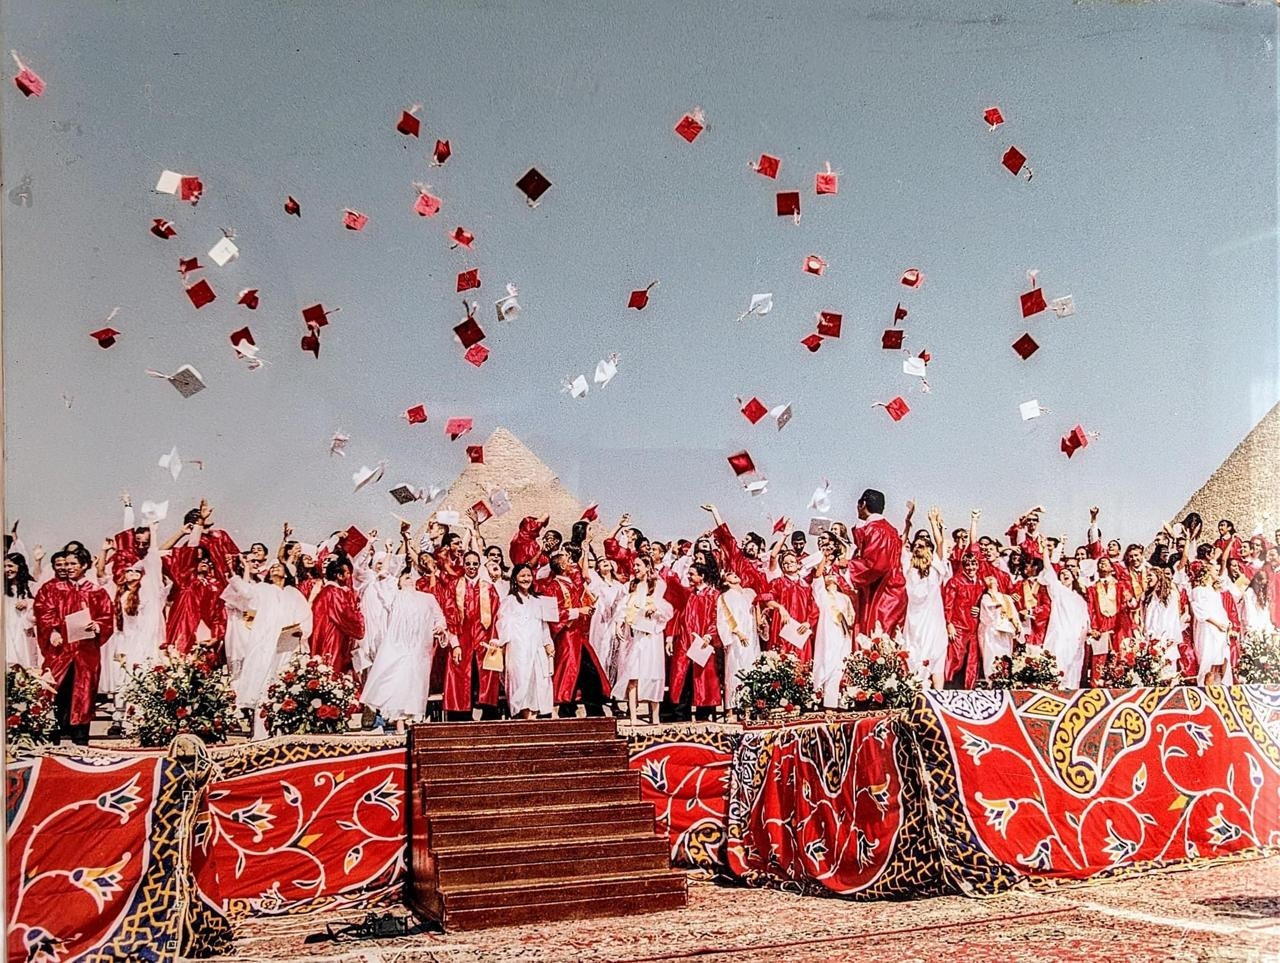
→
(261, 652, 360, 735)
(5, 665, 57, 748)
(1094, 635, 1179, 688)
(839, 632, 921, 711)
(1238, 628, 1280, 684)
(121, 644, 240, 746)
(984, 644, 1063, 690)
(735, 650, 816, 720)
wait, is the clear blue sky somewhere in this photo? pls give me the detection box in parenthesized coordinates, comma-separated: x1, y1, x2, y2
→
(2, 0, 1277, 551)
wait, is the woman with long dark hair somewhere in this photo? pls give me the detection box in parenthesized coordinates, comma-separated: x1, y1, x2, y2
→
(610, 555, 673, 724)
(495, 564, 555, 719)
(4, 552, 38, 669)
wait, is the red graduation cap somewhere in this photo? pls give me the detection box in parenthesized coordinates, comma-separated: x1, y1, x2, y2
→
(881, 328, 904, 350)
(464, 343, 490, 367)
(341, 525, 369, 557)
(1011, 332, 1039, 359)
(815, 168, 838, 195)
(13, 64, 44, 98)
(741, 397, 768, 424)
(1020, 287, 1047, 318)
(179, 176, 203, 205)
(817, 311, 842, 338)
(450, 226, 474, 249)
(434, 139, 451, 164)
(900, 268, 923, 288)
(186, 279, 216, 309)
(800, 333, 823, 352)
(414, 191, 441, 217)
(1061, 425, 1089, 458)
(457, 268, 481, 292)
(628, 282, 657, 310)
(178, 256, 202, 276)
(894, 302, 908, 322)
(1002, 146, 1027, 176)
(753, 153, 780, 178)
(453, 317, 485, 348)
(396, 108, 421, 137)
(150, 218, 176, 240)
(727, 450, 756, 476)
(884, 397, 910, 421)
(302, 304, 331, 328)
(284, 195, 301, 217)
(580, 504, 599, 522)
(89, 327, 120, 349)
(471, 500, 493, 524)
(229, 326, 255, 350)
(772, 516, 789, 535)
(803, 255, 826, 276)
(674, 110, 704, 143)
(466, 445, 484, 464)
(776, 191, 801, 217)
(237, 288, 260, 310)
(445, 417, 473, 440)
(983, 106, 1004, 129)
(516, 167, 552, 205)
(343, 209, 368, 231)
(405, 404, 428, 425)
(300, 331, 320, 357)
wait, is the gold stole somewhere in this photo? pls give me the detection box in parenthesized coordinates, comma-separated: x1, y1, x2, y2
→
(1096, 579, 1117, 618)
(457, 578, 493, 630)
(719, 593, 744, 643)
(624, 582, 652, 626)
(1021, 582, 1039, 611)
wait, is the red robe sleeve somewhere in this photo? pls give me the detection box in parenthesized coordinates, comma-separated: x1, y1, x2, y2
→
(603, 537, 636, 579)
(87, 584, 116, 648)
(201, 529, 241, 584)
(337, 587, 366, 639)
(509, 516, 546, 568)
(713, 523, 769, 595)
(32, 581, 63, 650)
(846, 522, 897, 588)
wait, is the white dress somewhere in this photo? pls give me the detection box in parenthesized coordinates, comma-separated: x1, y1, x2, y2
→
(356, 572, 399, 673)
(221, 575, 257, 685)
(1243, 587, 1274, 634)
(587, 573, 628, 687)
(901, 550, 949, 682)
(4, 595, 39, 670)
(1145, 590, 1187, 677)
(104, 549, 166, 691)
(363, 588, 445, 722)
(811, 579, 854, 707)
(978, 593, 1019, 678)
(495, 593, 555, 716)
(1191, 586, 1233, 685)
(716, 586, 760, 707)
(610, 581, 674, 703)
(236, 583, 314, 712)
(1039, 571, 1089, 688)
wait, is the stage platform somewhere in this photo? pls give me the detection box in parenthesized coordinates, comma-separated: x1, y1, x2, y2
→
(6, 686, 1280, 960)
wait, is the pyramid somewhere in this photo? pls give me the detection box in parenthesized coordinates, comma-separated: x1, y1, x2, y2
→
(1177, 402, 1280, 532)
(435, 427, 586, 552)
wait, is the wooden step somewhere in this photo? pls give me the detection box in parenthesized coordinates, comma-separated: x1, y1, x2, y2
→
(420, 781, 641, 813)
(430, 813, 659, 849)
(413, 739, 627, 765)
(436, 836, 670, 887)
(411, 729, 619, 749)
(440, 869, 686, 916)
(411, 718, 617, 742)
(421, 768, 639, 799)
(418, 750, 627, 779)
(443, 885, 687, 931)
(427, 799, 655, 836)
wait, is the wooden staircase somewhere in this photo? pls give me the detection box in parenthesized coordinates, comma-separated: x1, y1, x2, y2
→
(407, 717, 687, 930)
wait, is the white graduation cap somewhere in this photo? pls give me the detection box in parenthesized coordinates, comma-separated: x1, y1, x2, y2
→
(297, 542, 320, 559)
(329, 432, 350, 457)
(594, 353, 620, 388)
(353, 462, 386, 493)
(158, 446, 183, 481)
(436, 509, 462, 526)
(495, 283, 521, 321)
(744, 478, 768, 496)
(148, 365, 206, 398)
(903, 357, 927, 378)
(1019, 400, 1046, 421)
(139, 499, 169, 524)
(208, 235, 239, 267)
(389, 484, 422, 505)
(809, 479, 832, 514)
(423, 485, 444, 504)
(1048, 295, 1076, 318)
(736, 292, 774, 322)
(489, 488, 512, 516)
(568, 375, 589, 399)
(770, 403, 792, 431)
(155, 170, 182, 195)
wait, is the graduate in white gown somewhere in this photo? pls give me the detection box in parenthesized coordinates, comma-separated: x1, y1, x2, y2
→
(1190, 563, 1232, 685)
(899, 506, 950, 689)
(811, 565, 855, 708)
(363, 571, 448, 730)
(978, 576, 1022, 678)
(586, 558, 628, 689)
(4, 552, 39, 670)
(1143, 566, 1188, 680)
(355, 551, 401, 674)
(1242, 570, 1274, 634)
(716, 570, 760, 716)
(493, 564, 556, 718)
(107, 532, 166, 691)
(610, 555, 674, 724)
(1037, 558, 1089, 688)
(236, 562, 314, 737)
(220, 567, 257, 686)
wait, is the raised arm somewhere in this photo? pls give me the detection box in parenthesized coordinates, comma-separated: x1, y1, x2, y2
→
(901, 501, 916, 541)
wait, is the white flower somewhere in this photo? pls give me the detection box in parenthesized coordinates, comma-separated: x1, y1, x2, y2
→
(883, 678, 898, 691)
(310, 698, 322, 709)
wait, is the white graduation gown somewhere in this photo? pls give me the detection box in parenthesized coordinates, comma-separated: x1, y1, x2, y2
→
(611, 582, 673, 703)
(356, 573, 399, 673)
(716, 586, 760, 707)
(587, 573, 628, 687)
(811, 579, 853, 708)
(978, 593, 1019, 678)
(1039, 570, 1089, 689)
(901, 551, 949, 683)
(495, 593, 555, 716)
(1191, 586, 1233, 685)
(104, 549, 167, 693)
(1243, 588, 1273, 634)
(363, 588, 445, 721)
(236, 583, 314, 711)
(4, 595, 39, 670)
(221, 575, 257, 685)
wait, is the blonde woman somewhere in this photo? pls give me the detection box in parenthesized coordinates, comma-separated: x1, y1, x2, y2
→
(900, 504, 950, 689)
(610, 555, 673, 724)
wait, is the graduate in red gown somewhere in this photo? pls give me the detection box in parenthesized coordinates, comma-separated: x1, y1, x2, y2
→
(33, 549, 114, 744)
(443, 550, 502, 719)
(1014, 556, 1052, 648)
(179, 501, 241, 585)
(509, 515, 549, 569)
(667, 560, 722, 720)
(846, 489, 907, 636)
(1085, 557, 1128, 684)
(759, 550, 819, 661)
(1005, 506, 1045, 561)
(603, 514, 639, 580)
(309, 557, 366, 676)
(539, 548, 608, 717)
(164, 541, 228, 656)
(109, 495, 154, 587)
(704, 504, 770, 595)
(944, 549, 984, 687)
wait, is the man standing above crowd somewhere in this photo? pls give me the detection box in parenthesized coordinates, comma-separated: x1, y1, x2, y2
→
(846, 488, 907, 636)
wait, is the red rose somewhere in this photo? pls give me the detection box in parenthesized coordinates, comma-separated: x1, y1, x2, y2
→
(6, 714, 20, 728)
(873, 692, 885, 704)
(347, 703, 363, 716)
(152, 665, 166, 674)
(282, 672, 296, 683)
(176, 706, 189, 719)
(770, 680, 783, 691)
(784, 703, 794, 712)
(214, 718, 224, 730)
(307, 678, 321, 691)
(897, 651, 909, 662)
(856, 690, 868, 701)
(754, 699, 766, 709)
(281, 698, 298, 712)
(163, 687, 178, 702)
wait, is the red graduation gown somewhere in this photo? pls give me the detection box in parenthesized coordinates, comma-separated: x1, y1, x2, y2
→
(200, 528, 242, 585)
(539, 572, 607, 704)
(309, 582, 365, 675)
(603, 537, 636, 580)
(509, 516, 547, 568)
(713, 523, 770, 596)
(668, 585, 722, 708)
(759, 575, 818, 662)
(943, 573, 984, 688)
(1015, 579, 1052, 648)
(33, 578, 114, 725)
(846, 517, 907, 636)
(164, 546, 228, 655)
(442, 577, 501, 712)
